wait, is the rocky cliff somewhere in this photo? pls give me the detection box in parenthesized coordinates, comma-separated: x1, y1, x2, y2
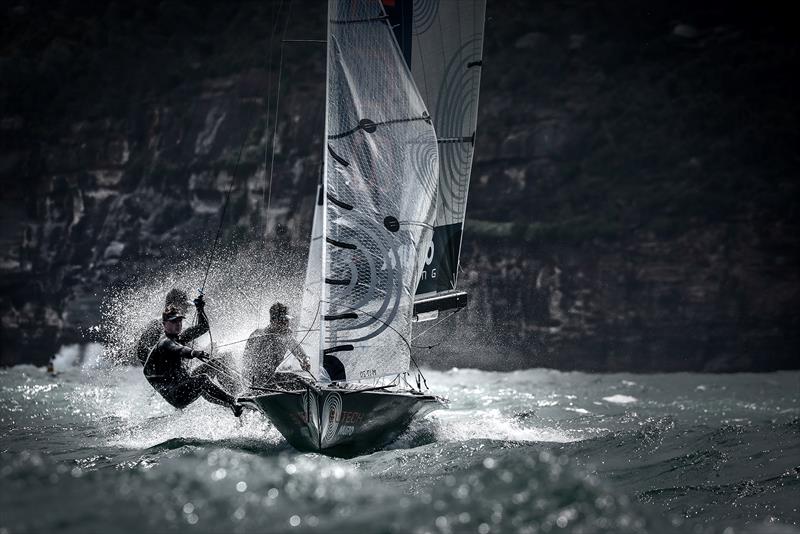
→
(1, 0, 797, 370)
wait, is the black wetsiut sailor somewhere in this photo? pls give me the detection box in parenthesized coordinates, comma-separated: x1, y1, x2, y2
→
(143, 297, 243, 417)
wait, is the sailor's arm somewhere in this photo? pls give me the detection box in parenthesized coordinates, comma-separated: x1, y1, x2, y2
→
(163, 337, 200, 360)
(179, 309, 209, 343)
(288, 338, 311, 371)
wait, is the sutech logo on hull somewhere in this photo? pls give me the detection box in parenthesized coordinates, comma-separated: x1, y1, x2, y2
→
(319, 393, 364, 444)
(321, 393, 343, 444)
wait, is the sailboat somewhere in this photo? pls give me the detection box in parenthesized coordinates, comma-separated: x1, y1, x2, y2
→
(239, 0, 486, 457)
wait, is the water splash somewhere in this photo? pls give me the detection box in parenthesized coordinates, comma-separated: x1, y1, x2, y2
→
(428, 409, 580, 443)
(95, 242, 306, 372)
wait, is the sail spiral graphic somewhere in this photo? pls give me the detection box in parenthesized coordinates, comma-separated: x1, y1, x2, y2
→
(412, 0, 439, 35)
(325, 212, 404, 340)
(435, 35, 483, 223)
(409, 133, 440, 200)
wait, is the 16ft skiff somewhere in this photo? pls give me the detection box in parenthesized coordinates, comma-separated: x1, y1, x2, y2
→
(242, 0, 486, 457)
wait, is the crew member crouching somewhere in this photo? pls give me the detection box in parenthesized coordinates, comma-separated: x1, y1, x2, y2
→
(143, 298, 243, 417)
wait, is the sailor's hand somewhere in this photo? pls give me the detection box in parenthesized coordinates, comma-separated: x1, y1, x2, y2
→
(191, 350, 210, 360)
(193, 294, 205, 312)
(301, 359, 311, 372)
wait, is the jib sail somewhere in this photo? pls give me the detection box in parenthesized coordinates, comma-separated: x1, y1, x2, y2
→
(383, 0, 487, 313)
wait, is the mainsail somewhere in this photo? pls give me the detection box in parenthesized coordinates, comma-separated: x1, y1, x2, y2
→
(308, 0, 439, 382)
(383, 0, 487, 309)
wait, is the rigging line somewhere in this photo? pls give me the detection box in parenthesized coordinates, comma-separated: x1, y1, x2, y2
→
(264, 0, 295, 236)
(196, 356, 246, 382)
(260, 346, 309, 387)
(319, 300, 412, 353)
(207, 312, 213, 360)
(210, 327, 316, 350)
(200, 139, 247, 293)
(258, 0, 295, 328)
(211, 338, 250, 350)
(234, 286, 260, 314)
(256, 300, 322, 385)
(200, 4, 289, 296)
(410, 306, 463, 342)
(195, 6, 293, 348)
(213, 338, 251, 350)
(291, 300, 322, 382)
(214, 300, 322, 376)
(261, 0, 286, 238)
(210, 299, 321, 351)
(197, 353, 244, 379)
(257, 0, 286, 327)
(218, 302, 321, 380)
(408, 352, 428, 390)
(329, 15, 388, 25)
(327, 115, 431, 140)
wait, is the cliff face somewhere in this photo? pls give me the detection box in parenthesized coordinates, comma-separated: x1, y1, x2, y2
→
(444, 0, 799, 371)
(1, 0, 797, 370)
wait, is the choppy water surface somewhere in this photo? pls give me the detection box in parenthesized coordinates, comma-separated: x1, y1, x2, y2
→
(1, 365, 798, 533)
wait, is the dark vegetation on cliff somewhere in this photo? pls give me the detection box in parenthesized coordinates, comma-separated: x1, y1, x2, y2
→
(1, 0, 797, 370)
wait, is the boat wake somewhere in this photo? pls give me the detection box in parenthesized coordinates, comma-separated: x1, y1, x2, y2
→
(384, 408, 581, 453)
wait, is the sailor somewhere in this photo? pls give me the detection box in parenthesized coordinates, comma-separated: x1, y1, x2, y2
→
(242, 302, 311, 386)
(143, 298, 243, 417)
(134, 288, 191, 365)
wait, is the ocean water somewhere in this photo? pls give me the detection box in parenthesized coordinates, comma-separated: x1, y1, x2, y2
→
(1, 364, 798, 534)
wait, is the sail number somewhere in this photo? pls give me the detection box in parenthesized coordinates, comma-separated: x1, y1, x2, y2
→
(359, 369, 377, 379)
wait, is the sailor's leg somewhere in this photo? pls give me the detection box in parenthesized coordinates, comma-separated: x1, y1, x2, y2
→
(152, 378, 202, 410)
(192, 355, 241, 395)
(191, 375, 243, 416)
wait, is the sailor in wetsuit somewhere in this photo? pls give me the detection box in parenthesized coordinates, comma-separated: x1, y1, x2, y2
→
(133, 288, 191, 366)
(143, 299, 243, 417)
(242, 302, 311, 387)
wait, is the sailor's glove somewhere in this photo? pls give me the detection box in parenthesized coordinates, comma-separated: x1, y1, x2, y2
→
(301, 358, 311, 372)
(191, 350, 210, 360)
(193, 295, 205, 312)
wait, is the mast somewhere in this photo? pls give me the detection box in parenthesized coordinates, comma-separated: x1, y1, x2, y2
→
(318, 1, 332, 378)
